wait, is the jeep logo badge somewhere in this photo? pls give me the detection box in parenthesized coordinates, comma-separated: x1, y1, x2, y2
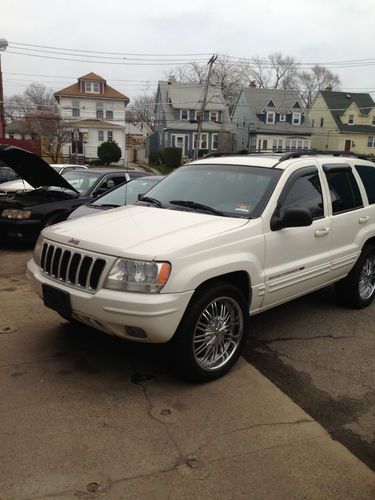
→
(68, 238, 80, 246)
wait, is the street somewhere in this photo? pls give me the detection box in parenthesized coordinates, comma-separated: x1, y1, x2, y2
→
(0, 243, 374, 499)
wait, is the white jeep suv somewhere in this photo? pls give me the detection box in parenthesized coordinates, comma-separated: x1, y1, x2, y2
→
(27, 151, 375, 381)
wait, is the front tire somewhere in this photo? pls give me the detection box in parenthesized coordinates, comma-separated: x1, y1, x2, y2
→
(170, 282, 249, 382)
(335, 244, 375, 308)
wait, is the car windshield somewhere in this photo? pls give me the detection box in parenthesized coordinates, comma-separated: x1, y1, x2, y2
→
(92, 177, 162, 206)
(61, 171, 102, 193)
(51, 166, 63, 174)
(141, 163, 282, 218)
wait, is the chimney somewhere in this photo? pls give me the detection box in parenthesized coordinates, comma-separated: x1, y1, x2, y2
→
(325, 85, 332, 91)
(249, 81, 257, 88)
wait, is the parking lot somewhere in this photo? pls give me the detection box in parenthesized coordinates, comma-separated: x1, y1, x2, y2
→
(0, 243, 374, 499)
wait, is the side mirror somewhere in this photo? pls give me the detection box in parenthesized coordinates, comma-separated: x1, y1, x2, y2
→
(271, 207, 313, 231)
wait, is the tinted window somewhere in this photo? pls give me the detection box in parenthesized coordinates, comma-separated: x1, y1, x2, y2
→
(355, 165, 375, 204)
(325, 171, 362, 214)
(279, 171, 324, 219)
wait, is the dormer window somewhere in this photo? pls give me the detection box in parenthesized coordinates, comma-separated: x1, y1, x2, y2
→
(85, 82, 100, 93)
(280, 114, 286, 122)
(348, 114, 354, 125)
(292, 112, 301, 125)
(210, 111, 218, 123)
(266, 111, 275, 124)
(180, 109, 188, 120)
(372, 116, 375, 126)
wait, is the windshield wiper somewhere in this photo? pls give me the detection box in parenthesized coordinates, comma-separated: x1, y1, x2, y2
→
(91, 203, 120, 208)
(138, 195, 163, 208)
(169, 200, 224, 216)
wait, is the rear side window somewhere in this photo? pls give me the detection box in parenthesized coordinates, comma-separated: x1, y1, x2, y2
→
(355, 165, 375, 204)
(324, 167, 362, 214)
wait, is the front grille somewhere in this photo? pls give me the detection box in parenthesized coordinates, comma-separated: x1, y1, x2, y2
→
(40, 243, 107, 293)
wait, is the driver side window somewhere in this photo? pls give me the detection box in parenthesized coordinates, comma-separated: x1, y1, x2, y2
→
(278, 169, 324, 220)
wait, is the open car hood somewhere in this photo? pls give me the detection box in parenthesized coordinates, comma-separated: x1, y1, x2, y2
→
(0, 145, 78, 192)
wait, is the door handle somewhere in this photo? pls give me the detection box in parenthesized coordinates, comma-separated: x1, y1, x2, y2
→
(359, 216, 370, 224)
(314, 227, 330, 237)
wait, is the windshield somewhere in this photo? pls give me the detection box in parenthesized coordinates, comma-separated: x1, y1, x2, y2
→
(92, 177, 162, 206)
(51, 166, 63, 174)
(142, 164, 282, 218)
(60, 171, 102, 193)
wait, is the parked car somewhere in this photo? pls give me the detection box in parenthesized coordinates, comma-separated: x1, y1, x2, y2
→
(0, 165, 19, 184)
(68, 175, 164, 220)
(0, 164, 88, 196)
(0, 145, 148, 241)
(27, 150, 375, 381)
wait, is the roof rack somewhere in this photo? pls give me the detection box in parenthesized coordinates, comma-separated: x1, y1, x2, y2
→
(278, 149, 370, 162)
(201, 150, 285, 159)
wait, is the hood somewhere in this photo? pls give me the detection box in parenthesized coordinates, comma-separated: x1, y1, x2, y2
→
(0, 145, 78, 192)
(43, 205, 250, 259)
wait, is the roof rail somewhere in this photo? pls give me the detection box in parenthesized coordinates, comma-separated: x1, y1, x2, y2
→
(278, 149, 370, 162)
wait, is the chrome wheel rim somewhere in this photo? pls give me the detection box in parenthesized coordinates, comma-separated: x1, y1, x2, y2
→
(193, 296, 243, 371)
(359, 254, 375, 301)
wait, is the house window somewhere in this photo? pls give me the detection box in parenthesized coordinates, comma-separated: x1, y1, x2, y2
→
(311, 119, 315, 128)
(348, 115, 354, 125)
(96, 102, 103, 119)
(372, 116, 375, 126)
(98, 130, 104, 142)
(291, 139, 297, 150)
(278, 139, 283, 149)
(195, 111, 203, 121)
(193, 133, 208, 150)
(320, 117, 324, 127)
(241, 136, 245, 148)
(210, 111, 218, 123)
(107, 131, 113, 142)
(106, 110, 113, 119)
(180, 109, 188, 120)
(368, 136, 375, 148)
(242, 116, 246, 127)
(236, 117, 240, 128)
(266, 112, 275, 124)
(297, 139, 303, 149)
(292, 113, 301, 125)
(272, 139, 277, 151)
(280, 114, 286, 122)
(212, 133, 218, 150)
(72, 99, 80, 117)
(85, 82, 100, 93)
(286, 139, 290, 150)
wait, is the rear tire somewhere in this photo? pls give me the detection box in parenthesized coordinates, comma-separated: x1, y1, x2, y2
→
(170, 282, 249, 382)
(335, 244, 375, 308)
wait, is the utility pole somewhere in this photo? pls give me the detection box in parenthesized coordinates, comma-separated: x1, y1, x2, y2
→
(194, 54, 217, 160)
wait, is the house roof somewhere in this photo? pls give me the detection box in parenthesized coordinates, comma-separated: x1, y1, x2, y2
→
(239, 87, 312, 135)
(71, 119, 124, 129)
(54, 73, 129, 101)
(125, 123, 143, 135)
(156, 80, 233, 132)
(320, 90, 375, 133)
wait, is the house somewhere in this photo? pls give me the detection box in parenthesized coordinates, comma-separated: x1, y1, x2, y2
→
(134, 121, 153, 138)
(125, 123, 147, 163)
(231, 86, 312, 152)
(308, 89, 375, 154)
(54, 72, 129, 164)
(4, 120, 41, 156)
(150, 79, 233, 159)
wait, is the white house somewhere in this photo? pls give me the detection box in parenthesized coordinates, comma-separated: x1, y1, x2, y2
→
(54, 72, 129, 164)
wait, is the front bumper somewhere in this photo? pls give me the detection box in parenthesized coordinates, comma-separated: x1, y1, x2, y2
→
(0, 218, 41, 241)
(27, 258, 194, 343)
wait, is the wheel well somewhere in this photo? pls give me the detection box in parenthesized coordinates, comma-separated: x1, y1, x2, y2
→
(44, 210, 70, 225)
(195, 271, 251, 305)
(364, 236, 375, 249)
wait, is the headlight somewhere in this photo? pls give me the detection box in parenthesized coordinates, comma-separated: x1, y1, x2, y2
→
(1, 209, 32, 219)
(33, 235, 44, 266)
(103, 259, 171, 293)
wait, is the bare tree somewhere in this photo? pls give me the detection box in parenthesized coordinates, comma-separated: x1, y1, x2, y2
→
(5, 83, 56, 121)
(243, 53, 299, 89)
(21, 111, 72, 163)
(298, 65, 341, 108)
(126, 94, 155, 127)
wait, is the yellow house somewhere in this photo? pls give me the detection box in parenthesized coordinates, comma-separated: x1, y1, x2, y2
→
(308, 89, 375, 156)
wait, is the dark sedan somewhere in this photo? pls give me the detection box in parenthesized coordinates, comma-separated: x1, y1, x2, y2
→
(68, 175, 164, 220)
(0, 145, 148, 241)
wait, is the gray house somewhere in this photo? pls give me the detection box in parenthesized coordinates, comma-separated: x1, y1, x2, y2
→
(150, 79, 233, 158)
(231, 87, 312, 152)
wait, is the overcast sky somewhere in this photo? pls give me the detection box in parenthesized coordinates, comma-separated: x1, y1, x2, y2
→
(2, 0, 375, 101)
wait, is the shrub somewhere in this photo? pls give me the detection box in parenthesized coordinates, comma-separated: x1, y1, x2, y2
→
(162, 147, 182, 168)
(97, 141, 122, 165)
(149, 150, 163, 165)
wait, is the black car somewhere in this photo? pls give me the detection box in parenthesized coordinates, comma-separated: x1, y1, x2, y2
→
(0, 145, 149, 241)
(67, 175, 165, 220)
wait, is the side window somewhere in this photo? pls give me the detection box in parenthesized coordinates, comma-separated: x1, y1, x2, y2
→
(111, 175, 126, 187)
(324, 167, 363, 214)
(355, 165, 375, 204)
(278, 169, 324, 219)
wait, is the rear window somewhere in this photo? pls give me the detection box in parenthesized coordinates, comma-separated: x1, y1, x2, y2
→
(355, 165, 375, 204)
